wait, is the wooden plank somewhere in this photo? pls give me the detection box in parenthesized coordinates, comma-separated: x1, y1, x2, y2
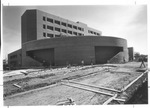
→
(103, 94, 117, 105)
(61, 82, 114, 96)
(121, 70, 148, 92)
(56, 98, 76, 105)
(67, 80, 121, 93)
(13, 84, 21, 88)
(20, 71, 28, 75)
(113, 98, 125, 102)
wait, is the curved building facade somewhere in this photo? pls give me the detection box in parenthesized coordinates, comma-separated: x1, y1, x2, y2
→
(8, 9, 129, 69)
(21, 36, 128, 67)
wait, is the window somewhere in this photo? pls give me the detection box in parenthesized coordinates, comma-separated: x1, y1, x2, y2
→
(62, 29, 67, 33)
(47, 18, 53, 23)
(81, 28, 84, 31)
(97, 33, 100, 36)
(47, 25, 53, 30)
(68, 30, 72, 34)
(43, 32, 46, 37)
(78, 33, 82, 36)
(88, 30, 95, 34)
(55, 35, 61, 37)
(68, 24, 72, 28)
(43, 16, 46, 21)
(73, 32, 77, 35)
(43, 24, 46, 29)
(73, 25, 77, 29)
(55, 27, 60, 32)
(47, 33, 54, 38)
(55, 20, 60, 25)
(78, 27, 82, 31)
(10, 55, 17, 59)
(61, 22, 66, 26)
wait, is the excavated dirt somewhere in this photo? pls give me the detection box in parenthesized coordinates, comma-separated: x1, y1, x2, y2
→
(4, 62, 148, 105)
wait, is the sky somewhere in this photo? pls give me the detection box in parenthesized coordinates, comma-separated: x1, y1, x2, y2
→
(2, 5, 147, 59)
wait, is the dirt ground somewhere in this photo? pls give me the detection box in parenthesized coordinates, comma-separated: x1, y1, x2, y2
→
(4, 62, 148, 105)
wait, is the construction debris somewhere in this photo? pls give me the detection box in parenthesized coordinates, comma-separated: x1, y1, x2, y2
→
(4, 62, 148, 105)
(20, 71, 28, 76)
(13, 84, 22, 89)
(56, 98, 76, 105)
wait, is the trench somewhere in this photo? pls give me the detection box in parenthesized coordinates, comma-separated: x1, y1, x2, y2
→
(125, 81, 148, 104)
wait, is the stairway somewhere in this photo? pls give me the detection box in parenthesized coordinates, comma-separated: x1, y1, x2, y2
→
(27, 52, 49, 67)
(109, 52, 124, 63)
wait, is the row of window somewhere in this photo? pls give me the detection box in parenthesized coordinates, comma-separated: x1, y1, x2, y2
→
(88, 30, 100, 36)
(43, 33, 61, 38)
(10, 55, 17, 59)
(44, 25, 100, 36)
(43, 25, 84, 35)
(10, 61, 18, 65)
(43, 32, 84, 38)
(43, 16, 84, 31)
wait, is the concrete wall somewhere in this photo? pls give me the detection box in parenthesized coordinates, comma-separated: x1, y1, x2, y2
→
(22, 36, 128, 67)
(55, 46, 95, 66)
(21, 10, 37, 44)
(21, 44, 42, 68)
(128, 47, 134, 61)
(8, 49, 22, 69)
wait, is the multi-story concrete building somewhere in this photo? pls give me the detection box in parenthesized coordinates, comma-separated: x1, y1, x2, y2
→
(8, 9, 129, 69)
(21, 9, 102, 44)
